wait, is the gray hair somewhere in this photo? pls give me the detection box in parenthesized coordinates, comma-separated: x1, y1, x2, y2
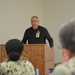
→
(59, 19, 75, 53)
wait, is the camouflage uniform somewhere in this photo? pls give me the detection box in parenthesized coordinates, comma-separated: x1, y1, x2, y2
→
(53, 57, 75, 75)
(0, 57, 35, 75)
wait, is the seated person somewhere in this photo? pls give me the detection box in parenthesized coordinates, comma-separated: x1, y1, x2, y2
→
(53, 20, 75, 75)
(0, 39, 35, 75)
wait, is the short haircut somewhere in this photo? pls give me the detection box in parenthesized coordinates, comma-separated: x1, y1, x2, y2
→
(59, 19, 75, 53)
(31, 16, 39, 19)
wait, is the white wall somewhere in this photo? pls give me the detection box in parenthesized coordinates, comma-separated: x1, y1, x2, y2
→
(43, 0, 75, 63)
(0, 0, 43, 44)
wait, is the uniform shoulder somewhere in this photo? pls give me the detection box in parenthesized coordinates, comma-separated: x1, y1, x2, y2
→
(53, 62, 70, 75)
(0, 62, 8, 66)
(20, 57, 29, 62)
(0, 62, 9, 73)
(20, 57, 34, 70)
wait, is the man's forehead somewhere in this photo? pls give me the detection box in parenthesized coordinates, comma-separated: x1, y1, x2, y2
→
(31, 17, 38, 20)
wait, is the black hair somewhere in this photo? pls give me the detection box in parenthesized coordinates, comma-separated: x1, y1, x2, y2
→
(5, 39, 24, 61)
(59, 20, 75, 54)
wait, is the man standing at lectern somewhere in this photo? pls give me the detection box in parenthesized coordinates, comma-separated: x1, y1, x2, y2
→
(22, 16, 54, 48)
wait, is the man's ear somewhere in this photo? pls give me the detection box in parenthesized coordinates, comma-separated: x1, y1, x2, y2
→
(62, 48, 71, 62)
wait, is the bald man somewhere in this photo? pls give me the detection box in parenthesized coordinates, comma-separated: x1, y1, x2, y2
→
(22, 16, 54, 48)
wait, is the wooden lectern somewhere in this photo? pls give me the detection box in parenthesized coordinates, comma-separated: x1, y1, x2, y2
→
(0, 44, 54, 75)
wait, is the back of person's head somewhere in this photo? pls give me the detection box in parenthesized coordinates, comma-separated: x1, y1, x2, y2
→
(59, 19, 75, 54)
(5, 39, 24, 61)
